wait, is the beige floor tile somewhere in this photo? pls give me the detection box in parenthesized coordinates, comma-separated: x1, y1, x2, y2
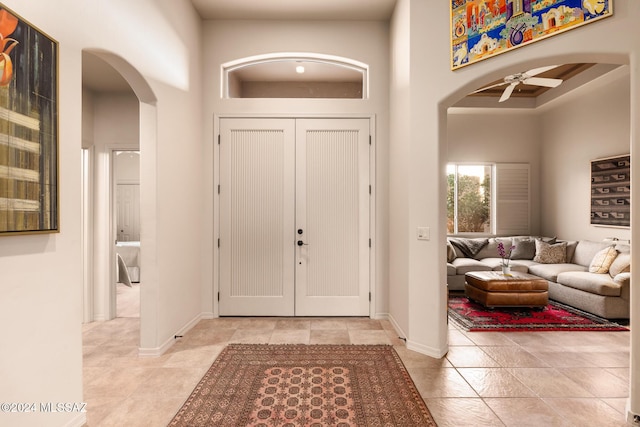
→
(274, 318, 311, 330)
(461, 331, 517, 347)
(542, 397, 630, 427)
(130, 367, 204, 398)
(457, 368, 536, 398)
(445, 346, 500, 368)
(162, 344, 224, 370)
(96, 397, 185, 427)
(424, 398, 505, 427)
(309, 329, 350, 344)
(407, 367, 478, 398)
(508, 368, 594, 398)
(480, 346, 550, 368)
(269, 329, 311, 344)
(234, 318, 278, 330)
(394, 346, 451, 369)
(345, 318, 383, 330)
(448, 329, 476, 346)
(526, 350, 599, 368)
(579, 351, 630, 368)
(483, 397, 569, 427)
(348, 329, 392, 345)
(228, 329, 273, 343)
(559, 367, 629, 398)
(310, 318, 348, 330)
(84, 367, 154, 399)
(601, 398, 629, 415)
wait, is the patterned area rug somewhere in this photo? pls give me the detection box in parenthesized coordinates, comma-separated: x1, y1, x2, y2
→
(449, 296, 628, 332)
(169, 344, 437, 427)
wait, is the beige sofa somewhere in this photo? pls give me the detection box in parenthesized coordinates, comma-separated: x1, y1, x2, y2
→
(447, 236, 631, 319)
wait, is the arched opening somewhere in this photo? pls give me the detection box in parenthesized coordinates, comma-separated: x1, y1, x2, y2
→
(81, 49, 157, 342)
(222, 53, 369, 99)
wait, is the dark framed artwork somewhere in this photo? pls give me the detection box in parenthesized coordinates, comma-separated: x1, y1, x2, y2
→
(590, 155, 630, 228)
(450, 0, 613, 70)
(0, 4, 58, 235)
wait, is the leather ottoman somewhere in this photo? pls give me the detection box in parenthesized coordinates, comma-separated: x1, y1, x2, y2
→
(464, 271, 549, 308)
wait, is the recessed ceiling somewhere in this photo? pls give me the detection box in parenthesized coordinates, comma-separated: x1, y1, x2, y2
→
(468, 63, 595, 100)
(190, 0, 398, 21)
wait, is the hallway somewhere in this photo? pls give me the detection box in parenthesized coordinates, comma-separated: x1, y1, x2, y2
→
(82, 317, 630, 426)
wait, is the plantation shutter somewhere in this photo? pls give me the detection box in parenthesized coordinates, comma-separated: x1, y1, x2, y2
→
(495, 163, 530, 235)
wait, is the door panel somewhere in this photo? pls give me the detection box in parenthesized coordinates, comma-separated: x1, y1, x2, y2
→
(116, 184, 140, 241)
(219, 118, 295, 316)
(295, 119, 370, 316)
(218, 117, 370, 317)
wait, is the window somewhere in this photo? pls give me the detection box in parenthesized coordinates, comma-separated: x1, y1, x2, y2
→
(447, 164, 493, 234)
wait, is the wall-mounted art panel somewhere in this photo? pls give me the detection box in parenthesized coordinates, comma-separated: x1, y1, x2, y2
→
(591, 154, 630, 228)
(451, 0, 613, 70)
(0, 4, 58, 235)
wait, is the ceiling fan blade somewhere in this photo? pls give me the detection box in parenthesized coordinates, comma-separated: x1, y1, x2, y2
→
(525, 65, 559, 77)
(523, 76, 563, 88)
(471, 81, 508, 94)
(499, 82, 517, 102)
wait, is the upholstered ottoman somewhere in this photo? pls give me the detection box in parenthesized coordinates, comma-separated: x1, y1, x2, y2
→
(464, 271, 549, 308)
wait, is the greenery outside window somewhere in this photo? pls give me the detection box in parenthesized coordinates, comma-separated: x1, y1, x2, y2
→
(447, 164, 493, 234)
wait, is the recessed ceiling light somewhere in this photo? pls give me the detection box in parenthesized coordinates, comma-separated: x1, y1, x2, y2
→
(296, 65, 305, 74)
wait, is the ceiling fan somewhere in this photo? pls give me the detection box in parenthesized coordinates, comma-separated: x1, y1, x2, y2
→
(472, 65, 563, 102)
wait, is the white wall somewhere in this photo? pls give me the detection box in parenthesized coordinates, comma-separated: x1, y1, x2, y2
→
(390, 0, 639, 417)
(447, 111, 542, 235)
(201, 19, 391, 318)
(0, 1, 203, 425)
(539, 67, 631, 242)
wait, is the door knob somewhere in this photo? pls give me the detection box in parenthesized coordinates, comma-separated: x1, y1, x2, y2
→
(297, 240, 308, 246)
(297, 229, 304, 235)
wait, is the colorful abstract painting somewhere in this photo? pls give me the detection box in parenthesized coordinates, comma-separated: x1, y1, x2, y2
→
(0, 4, 58, 234)
(591, 155, 630, 228)
(451, 0, 613, 70)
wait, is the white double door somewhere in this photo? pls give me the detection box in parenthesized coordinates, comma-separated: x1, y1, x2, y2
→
(219, 118, 370, 316)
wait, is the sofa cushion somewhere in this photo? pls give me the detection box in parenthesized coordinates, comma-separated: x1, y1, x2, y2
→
(533, 240, 567, 264)
(588, 246, 618, 274)
(447, 263, 457, 276)
(451, 257, 492, 275)
(511, 237, 536, 260)
(475, 237, 512, 260)
(556, 271, 622, 297)
(571, 240, 615, 267)
(449, 237, 488, 258)
(477, 257, 529, 273)
(564, 241, 578, 265)
(446, 241, 457, 262)
(527, 263, 586, 282)
(609, 253, 631, 277)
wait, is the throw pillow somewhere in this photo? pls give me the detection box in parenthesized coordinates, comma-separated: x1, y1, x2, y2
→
(511, 237, 535, 260)
(533, 239, 567, 264)
(588, 246, 617, 274)
(589, 246, 617, 273)
(446, 241, 457, 263)
(609, 252, 631, 277)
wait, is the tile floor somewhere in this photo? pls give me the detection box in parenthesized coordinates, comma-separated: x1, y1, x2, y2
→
(82, 312, 631, 427)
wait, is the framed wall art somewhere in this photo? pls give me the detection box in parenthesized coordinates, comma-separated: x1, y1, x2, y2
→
(0, 4, 58, 235)
(451, 0, 613, 70)
(590, 154, 630, 228)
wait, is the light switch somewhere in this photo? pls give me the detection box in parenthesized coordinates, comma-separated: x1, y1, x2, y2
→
(417, 227, 430, 240)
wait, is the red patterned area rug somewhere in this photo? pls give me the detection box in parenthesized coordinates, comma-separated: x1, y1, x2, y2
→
(169, 344, 437, 427)
(449, 296, 628, 332)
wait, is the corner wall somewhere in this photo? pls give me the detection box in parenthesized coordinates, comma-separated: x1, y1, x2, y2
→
(539, 67, 631, 242)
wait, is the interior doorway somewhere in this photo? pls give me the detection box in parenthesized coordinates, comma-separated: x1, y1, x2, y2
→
(114, 150, 141, 318)
(218, 117, 372, 317)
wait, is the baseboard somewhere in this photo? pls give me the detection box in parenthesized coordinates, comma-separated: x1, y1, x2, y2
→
(386, 313, 407, 341)
(370, 311, 389, 321)
(406, 339, 448, 359)
(138, 312, 205, 357)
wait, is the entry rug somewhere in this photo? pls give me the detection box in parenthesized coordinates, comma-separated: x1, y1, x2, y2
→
(169, 344, 437, 426)
(448, 296, 628, 332)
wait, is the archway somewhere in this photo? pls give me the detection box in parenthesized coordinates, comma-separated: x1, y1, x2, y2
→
(81, 49, 157, 344)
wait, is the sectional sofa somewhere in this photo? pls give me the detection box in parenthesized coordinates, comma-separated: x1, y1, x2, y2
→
(446, 236, 631, 319)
